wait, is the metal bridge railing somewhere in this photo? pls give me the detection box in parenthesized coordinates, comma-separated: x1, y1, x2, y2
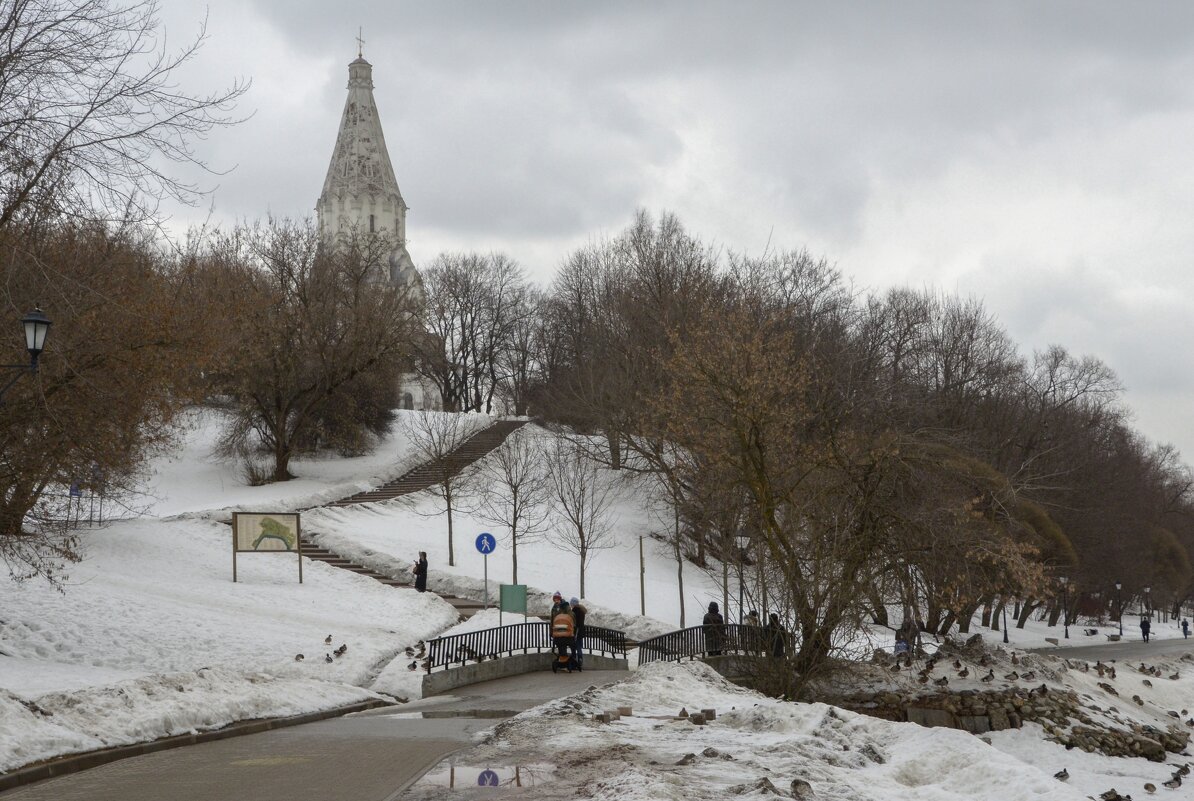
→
(426, 622, 628, 672)
(637, 624, 780, 665)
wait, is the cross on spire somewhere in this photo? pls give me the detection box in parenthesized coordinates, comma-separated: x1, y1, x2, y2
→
(356, 27, 365, 58)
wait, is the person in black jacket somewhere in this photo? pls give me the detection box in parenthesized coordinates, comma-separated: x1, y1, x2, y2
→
(767, 612, 786, 658)
(703, 601, 725, 656)
(413, 552, 428, 593)
(569, 597, 587, 669)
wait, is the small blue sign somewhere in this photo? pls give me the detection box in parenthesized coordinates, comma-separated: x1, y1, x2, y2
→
(475, 532, 496, 554)
(69, 483, 82, 498)
(478, 769, 499, 786)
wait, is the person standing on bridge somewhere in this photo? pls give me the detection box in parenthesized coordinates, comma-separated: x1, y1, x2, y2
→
(570, 597, 587, 669)
(413, 552, 428, 593)
(552, 600, 577, 672)
(767, 612, 787, 658)
(1140, 616, 1151, 643)
(703, 601, 725, 656)
(550, 591, 567, 618)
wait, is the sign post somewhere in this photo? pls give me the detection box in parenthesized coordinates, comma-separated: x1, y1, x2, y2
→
(499, 583, 528, 626)
(232, 512, 303, 583)
(475, 532, 496, 609)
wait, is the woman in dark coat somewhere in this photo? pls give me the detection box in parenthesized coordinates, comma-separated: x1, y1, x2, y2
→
(413, 552, 428, 592)
(703, 601, 725, 656)
(767, 612, 786, 658)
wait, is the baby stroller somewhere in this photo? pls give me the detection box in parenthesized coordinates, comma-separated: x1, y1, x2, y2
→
(551, 636, 579, 673)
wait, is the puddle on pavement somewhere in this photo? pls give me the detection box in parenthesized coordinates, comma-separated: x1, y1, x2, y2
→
(389, 709, 520, 719)
(408, 762, 555, 794)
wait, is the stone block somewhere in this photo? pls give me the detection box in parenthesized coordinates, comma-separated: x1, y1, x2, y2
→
(617, 706, 633, 717)
(988, 708, 1011, 731)
(701, 708, 717, 721)
(1044, 637, 1059, 646)
(905, 707, 957, 728)
(956, 715, 992, 734)
(690, 713, 707, 725)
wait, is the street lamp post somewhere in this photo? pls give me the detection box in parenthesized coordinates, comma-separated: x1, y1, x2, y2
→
(1115, 581, 1122, 637)
(1144, 585, 1151, 620)
(735, 534, 751, 623)
(1059, 576, 1070, 639)
(0, 308, 51, 402)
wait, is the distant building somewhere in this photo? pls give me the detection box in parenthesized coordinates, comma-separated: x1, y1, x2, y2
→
(317, 49, 439, 410)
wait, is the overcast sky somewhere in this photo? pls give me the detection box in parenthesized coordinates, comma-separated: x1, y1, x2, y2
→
(159, 1, 1194, 461)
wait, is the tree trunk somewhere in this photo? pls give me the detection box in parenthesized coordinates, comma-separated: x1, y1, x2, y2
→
(511, 526, 519, 585)
(990, 601, 1004, 631)
(678, 534, 687, 630)
(445, 482, 455, 567)
(579, 544, 587, 597)
(981, 600, 993, 628)
(1018, 599, 1039, 629)
(607, 430, 621, 470)
(722, 558, 729, 624)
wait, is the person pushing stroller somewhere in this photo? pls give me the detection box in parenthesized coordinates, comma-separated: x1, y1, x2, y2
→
(551, 600, 579, 673)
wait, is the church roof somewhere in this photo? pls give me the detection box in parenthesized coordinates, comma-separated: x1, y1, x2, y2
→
(319, 57, 405, 206)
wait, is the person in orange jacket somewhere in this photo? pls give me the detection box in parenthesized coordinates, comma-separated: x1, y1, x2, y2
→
(551, 601, 577, 672)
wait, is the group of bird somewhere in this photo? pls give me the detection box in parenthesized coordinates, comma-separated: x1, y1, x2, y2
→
(405, 640, 428, 672)
(900, 651, 1043, 692)
(1053, 762, 1188, 794)
(293, 634, 348, 664)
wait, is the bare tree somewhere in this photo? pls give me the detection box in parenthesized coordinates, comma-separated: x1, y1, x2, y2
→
(403, 411, 484, 567)
(415, 252, 530, 413)
(471, 426, 550, 584)
(545, 438, 617, 597)
(0, 0, 247, 228)
(209, 220, 418, 482)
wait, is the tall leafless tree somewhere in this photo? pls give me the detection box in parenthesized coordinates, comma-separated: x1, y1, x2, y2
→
(0, 0, 247, 228)
(545, 438, 617, 598)
(471, 426, 550, 584)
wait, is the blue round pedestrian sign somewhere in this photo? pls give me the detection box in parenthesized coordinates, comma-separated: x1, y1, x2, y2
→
(478, 769, 499, 786)
(475, 532, 496, 554)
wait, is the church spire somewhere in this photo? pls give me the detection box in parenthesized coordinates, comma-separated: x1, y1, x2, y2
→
(316, 50, 416, 286)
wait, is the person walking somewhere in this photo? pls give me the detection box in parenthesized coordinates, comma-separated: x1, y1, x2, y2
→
(551, 600, 576, 672)
(1183, 619, 1189, 639)
(550, 591, 567, 618)
(1140, 616, 1151, 643)
(569, 597, 587, 669)
(703, 601, 725, 656)
(413, 552, 428, 593)
(767, 612, 787, 658)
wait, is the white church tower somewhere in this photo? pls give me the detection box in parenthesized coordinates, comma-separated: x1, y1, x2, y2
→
(317, 45, 439, 410)
(316, 50, 418, 289)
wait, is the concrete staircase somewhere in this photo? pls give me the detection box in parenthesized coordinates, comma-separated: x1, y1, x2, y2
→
(299, 537, 485, 619)
(327, 420, 528, 507)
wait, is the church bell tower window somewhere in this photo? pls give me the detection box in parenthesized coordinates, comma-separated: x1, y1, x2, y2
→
(369, 213, 375, 232)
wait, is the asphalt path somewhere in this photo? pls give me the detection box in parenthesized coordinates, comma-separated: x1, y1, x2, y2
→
(1, 669, 625, 801)
(1032, 635, 1194, 662)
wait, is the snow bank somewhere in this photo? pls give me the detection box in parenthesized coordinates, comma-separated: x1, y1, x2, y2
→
(424, 661, 1090, 801)
(0, 668, 375, 772)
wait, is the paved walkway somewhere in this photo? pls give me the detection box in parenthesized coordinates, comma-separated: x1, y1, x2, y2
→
(1, 670, 622, 801)
(1033, 635, 1194, 662)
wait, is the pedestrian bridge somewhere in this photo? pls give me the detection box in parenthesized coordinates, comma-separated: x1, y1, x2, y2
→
(421, 622, 629, 696)
(421, 622, 785, 696)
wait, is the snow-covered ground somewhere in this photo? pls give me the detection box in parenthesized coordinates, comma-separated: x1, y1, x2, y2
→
(409, 655, 1194, 800)
(4, 406, 1190, 784)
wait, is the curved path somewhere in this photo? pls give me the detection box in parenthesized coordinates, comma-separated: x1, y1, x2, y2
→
(1033, 635, 1194, 662)
(1, 670, 622, 801)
